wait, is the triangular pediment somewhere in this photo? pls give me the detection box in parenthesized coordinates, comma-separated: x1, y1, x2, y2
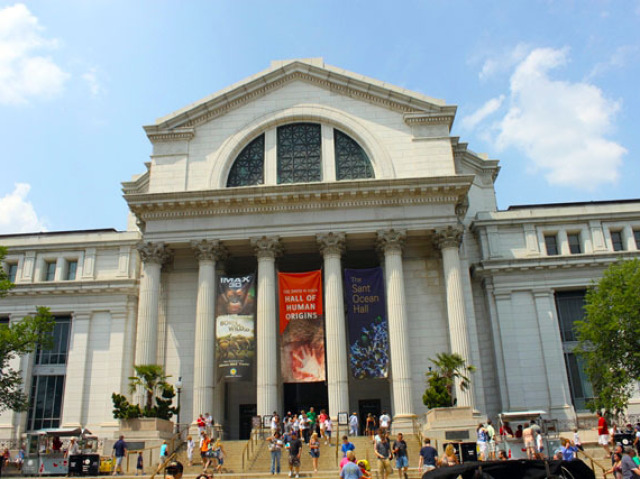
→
(144, 58, 457, 138)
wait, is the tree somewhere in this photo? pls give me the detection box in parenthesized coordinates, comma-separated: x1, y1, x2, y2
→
(111, 364, 178, 420)
(423, 352, 475, 408)
(1, 246, 55, 413)
(576, 259, 640, 417)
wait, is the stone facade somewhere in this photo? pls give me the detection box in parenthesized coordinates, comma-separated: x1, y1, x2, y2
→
(1, 59, 639, 441)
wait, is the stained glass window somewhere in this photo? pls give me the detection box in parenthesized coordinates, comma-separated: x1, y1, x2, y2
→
(227, 135, 265, 187)
(277, 123, 322, 184)
(334, 129, 374, 181)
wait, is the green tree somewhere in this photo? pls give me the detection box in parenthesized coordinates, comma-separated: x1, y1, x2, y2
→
(1, 246, 55, 412)
(576, 259, 640, 417)
(423, 352, 475, 408)
(111, 364, 178, 420)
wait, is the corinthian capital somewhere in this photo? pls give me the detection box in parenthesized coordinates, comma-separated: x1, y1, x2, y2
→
(376, 229, 406, 254)
(251, 236, 283, 259)
(435, 225, 464, 250)
(191, 239, 228, 262)
(317, 232, 346, 257)
(137, 241, 173, 265)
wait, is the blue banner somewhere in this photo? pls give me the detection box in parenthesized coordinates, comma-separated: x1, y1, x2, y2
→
(344, 267, 389, 379)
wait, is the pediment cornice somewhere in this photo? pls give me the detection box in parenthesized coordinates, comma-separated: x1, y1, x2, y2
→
(144, 61, 456, 135)
(125, 176, 474, 222)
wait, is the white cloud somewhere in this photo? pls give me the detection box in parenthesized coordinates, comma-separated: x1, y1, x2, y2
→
(461, 95, 504, 130)
(0, 183, 47, 233)
(0, 3, 69, 105)
(472, 47, 626, 190)
(587, 45, 639, 79)
(82, 67, 105, 97)
(479, 43, 530, 81)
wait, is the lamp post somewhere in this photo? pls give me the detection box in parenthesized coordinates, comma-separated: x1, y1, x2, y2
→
(176, 377, 183, 432)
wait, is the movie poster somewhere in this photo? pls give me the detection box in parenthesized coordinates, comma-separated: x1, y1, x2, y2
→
(215, 274, 256, 381)
(344, 267, 389, 379)
(278, 270, 325, 383)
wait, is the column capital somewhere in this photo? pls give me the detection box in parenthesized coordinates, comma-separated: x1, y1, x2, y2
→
(191, 239, 228, 262)
(435, 225, 464, 250)
(136, 241, 173, 265)
(317, 232, 346, 257)
(376, 229, 406, 254)
(251, 236, 283, 259)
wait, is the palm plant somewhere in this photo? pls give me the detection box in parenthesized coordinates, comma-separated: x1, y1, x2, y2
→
(128, 364, 171, 412)
(423, 352, 475, 408)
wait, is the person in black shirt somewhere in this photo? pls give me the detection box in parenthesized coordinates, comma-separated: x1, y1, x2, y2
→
(374, 435, 393, 479)
(392, 433, 409, 479)
(286, 432, 302, 479)
(418, 438, 438, 473)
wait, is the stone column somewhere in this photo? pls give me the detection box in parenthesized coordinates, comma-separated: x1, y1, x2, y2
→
(134, 242, 172, 366)
(377, 229, 415, 431)
(436, 226, 475, 408)
(191, 240, 227, 423)
(251, 236, 282, 418)
(317, 232, 349, 419)
(61, 312, 92, 428)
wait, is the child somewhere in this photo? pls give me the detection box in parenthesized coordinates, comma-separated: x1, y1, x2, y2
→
(573, 428, 583, 451)
(136, 452, 144, 475)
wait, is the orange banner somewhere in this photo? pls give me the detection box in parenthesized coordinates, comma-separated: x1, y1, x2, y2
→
(278, 270, 325, 383)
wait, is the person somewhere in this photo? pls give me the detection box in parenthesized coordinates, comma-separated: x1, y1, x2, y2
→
(159, 440, 169, 465)
(374, 434, 393, 479)
(392, 432, 408, 479)
(65, 438, 81, 459)
(286, 431, 302, 479)
(535, 430, 545, 459)
(515, 425, 523, 438)
(622, 448, 640, 479)
(164, 460, 183, 479)
(476, 423, 488, 461)
(499, 421, 514, 438)
(634, 425, 640, 456)
(267, 431, 284, 475)
(271, 412, 280, 436)
(606, 452, 623, 479)
(561, 439, 578, 461)
(341, 435, 356, 457)
(299, 411, 309, 444)
(324, 416, 333, 445)
(16, 447, 24, 471)
(440, 444, 459, 467)
(598, 411, 612, 458)
(497, 450, 508, 461)
(52, 436, 63, 452)
(379, 411, 391, 434)
(200, 433, 212, 472)
(365, 414, 376, 440)
(340, 451, 363, 479)
(418, 438, 438, 473)
(307, 407, 317, 435)
(349, 412, 359, 436)
(522, 423, 535, 460)
(136, 452, 144, 476)
(213, 438, 225, 473)
(204, 413, 213, 437)
(112, 435, 127, 476)
(318, 409, 328, 442)
(197, 414, 206, 434)
(357, 459, 371, 479)
(486, 420, 496, 460)
(309, 432, 320, 472)
(573, 428, 584, 452)
(186, 435, 195, 466)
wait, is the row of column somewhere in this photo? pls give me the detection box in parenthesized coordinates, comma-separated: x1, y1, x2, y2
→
(133, 225, 474, 427)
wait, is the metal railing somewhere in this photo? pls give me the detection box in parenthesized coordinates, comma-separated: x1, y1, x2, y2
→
(240, 428, 263, 471)
(559, 435, 610, 479)
(124, 422, 189, 474)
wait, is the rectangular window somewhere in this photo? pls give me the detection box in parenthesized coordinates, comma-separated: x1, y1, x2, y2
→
(634, 230, 640, 249)
(27, 375, 66, 431)
(66, 260, 77, 281)
(44, 261, 56, 281)
(611, 231, 624, 251)
(544, 234, 559, 255)
(568, 233, 582, 254)
(7, 263, 18, 283)
(35, 317, 71, 365)
(0, 317, 9, 327)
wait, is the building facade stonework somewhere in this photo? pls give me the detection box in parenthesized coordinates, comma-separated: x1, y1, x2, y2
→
(2, 59, 640, 441)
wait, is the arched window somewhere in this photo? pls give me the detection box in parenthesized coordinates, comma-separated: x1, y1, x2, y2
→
(277, 123, 322, 184)
(334, 129, 374, 181)
(226, 134, 265, 187)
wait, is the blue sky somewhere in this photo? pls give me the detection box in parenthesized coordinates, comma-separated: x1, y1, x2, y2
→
(0, 0, 638, 233)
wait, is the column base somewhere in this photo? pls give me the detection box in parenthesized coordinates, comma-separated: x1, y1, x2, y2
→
(391, 414, 418, 434)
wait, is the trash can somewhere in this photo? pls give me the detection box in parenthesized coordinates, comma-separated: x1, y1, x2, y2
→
(459, 442, 478, 463)
(68, 455, 83, 475)
(614, 433, 635, 450)
(82, 454, 100, 476)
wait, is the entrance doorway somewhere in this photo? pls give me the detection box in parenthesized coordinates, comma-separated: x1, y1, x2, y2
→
(284, 383, 328, 416)
(238, 404, 256, 440)
(358, 399, 381, 436)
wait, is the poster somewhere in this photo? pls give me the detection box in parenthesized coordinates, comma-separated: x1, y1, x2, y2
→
(215, 274, 256, 381)
(344, 267, 389, 379)
(278, 270, 325, 383)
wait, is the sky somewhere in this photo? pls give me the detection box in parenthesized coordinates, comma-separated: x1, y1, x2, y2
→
(0, 0, 638, 234)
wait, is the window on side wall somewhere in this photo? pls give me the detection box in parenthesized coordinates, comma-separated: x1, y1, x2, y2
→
(568, 233, 582, 254)
(544, 234, 559, 256)
(6, 263, 18, 283)
(610, 231, 624, 251)
(44, 261, 56, 281)
(65, 260, 77, 281)
(633, 230, 640, 249)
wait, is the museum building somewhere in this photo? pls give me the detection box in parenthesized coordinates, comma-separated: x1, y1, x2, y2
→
(1, 58, 640, 441)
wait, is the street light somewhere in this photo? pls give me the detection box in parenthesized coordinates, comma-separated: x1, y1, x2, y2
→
(176, 377, 183, 431)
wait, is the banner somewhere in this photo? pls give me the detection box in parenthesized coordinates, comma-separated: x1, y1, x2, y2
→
(344, 267, 389, 379)
(215, 274, 256, 381)
(278, 270, 325, 383)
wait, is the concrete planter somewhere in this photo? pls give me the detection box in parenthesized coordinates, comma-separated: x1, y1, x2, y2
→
(118, 417, 174, 439)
